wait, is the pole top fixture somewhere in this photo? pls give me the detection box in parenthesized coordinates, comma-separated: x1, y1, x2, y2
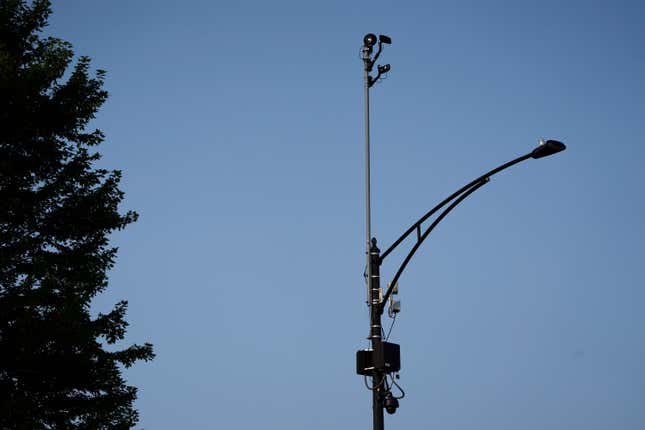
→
(364, 33, 377, 47)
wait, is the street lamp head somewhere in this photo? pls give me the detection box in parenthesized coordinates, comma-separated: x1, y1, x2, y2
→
(379, 34, 392, 44)
(531, 139, 566, 159)
(363, 33, 378, 47)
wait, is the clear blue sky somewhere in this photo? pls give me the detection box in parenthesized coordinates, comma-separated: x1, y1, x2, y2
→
(47, 1, 644, 428)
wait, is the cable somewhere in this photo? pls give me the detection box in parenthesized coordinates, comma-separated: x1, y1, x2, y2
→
(389, 374, 406, 399)
(363, 375, 385, 391)
(384, 313, 397, 341)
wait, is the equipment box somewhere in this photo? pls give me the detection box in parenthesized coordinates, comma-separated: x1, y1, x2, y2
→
(356, 342, 400, 375)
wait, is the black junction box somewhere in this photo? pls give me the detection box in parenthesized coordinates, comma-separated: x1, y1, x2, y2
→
(356, 342, 401, 375)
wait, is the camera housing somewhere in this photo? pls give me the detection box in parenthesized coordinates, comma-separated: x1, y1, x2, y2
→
(363, 33, 378, 47)
(384, 391, 399, 414)
(378, 64, 390, 74)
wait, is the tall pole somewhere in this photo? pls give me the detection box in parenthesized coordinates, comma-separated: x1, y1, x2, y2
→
(362, 44, 372, 308)
(362, 41, 385, 430)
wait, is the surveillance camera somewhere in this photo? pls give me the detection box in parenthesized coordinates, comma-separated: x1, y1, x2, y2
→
(384, 391, 399, 415)
(378, 64, 391, 74)
(363, 33, 378, 47)
(379, 35, 392, 44)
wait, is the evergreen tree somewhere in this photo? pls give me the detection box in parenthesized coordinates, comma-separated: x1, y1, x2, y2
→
(0, 1, 154, 428)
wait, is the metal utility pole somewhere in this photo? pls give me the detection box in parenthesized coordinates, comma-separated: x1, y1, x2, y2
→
(355, 31, 567, 430)
(360, 33, 393, 430)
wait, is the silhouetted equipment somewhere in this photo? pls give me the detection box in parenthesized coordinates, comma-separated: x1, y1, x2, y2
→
(356, 342, 401, 376)
(384, 391, 399, 414)
(364, 33, 378, 47)
(378, 64, 390, 74)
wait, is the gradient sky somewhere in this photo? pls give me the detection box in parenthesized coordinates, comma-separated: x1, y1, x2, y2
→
(45, 1, 644, 429)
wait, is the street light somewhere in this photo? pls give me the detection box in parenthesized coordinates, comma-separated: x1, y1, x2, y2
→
(379, 139, 567, 310)
(357, 33, 567, 430)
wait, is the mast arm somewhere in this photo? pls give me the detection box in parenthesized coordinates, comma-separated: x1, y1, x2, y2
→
(379, 178, 489, 313)
(379, 152, 532, 262)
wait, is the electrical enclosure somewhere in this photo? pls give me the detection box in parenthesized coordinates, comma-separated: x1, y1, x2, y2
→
(356, 342, 401, 375)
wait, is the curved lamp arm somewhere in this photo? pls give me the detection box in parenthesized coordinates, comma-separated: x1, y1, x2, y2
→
(381, 153, 531, 262)
(379, 178, 487, 313)
(378, 139, 566, 314)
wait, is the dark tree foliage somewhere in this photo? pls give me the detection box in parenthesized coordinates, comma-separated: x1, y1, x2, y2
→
(0, 1, 154, 428)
